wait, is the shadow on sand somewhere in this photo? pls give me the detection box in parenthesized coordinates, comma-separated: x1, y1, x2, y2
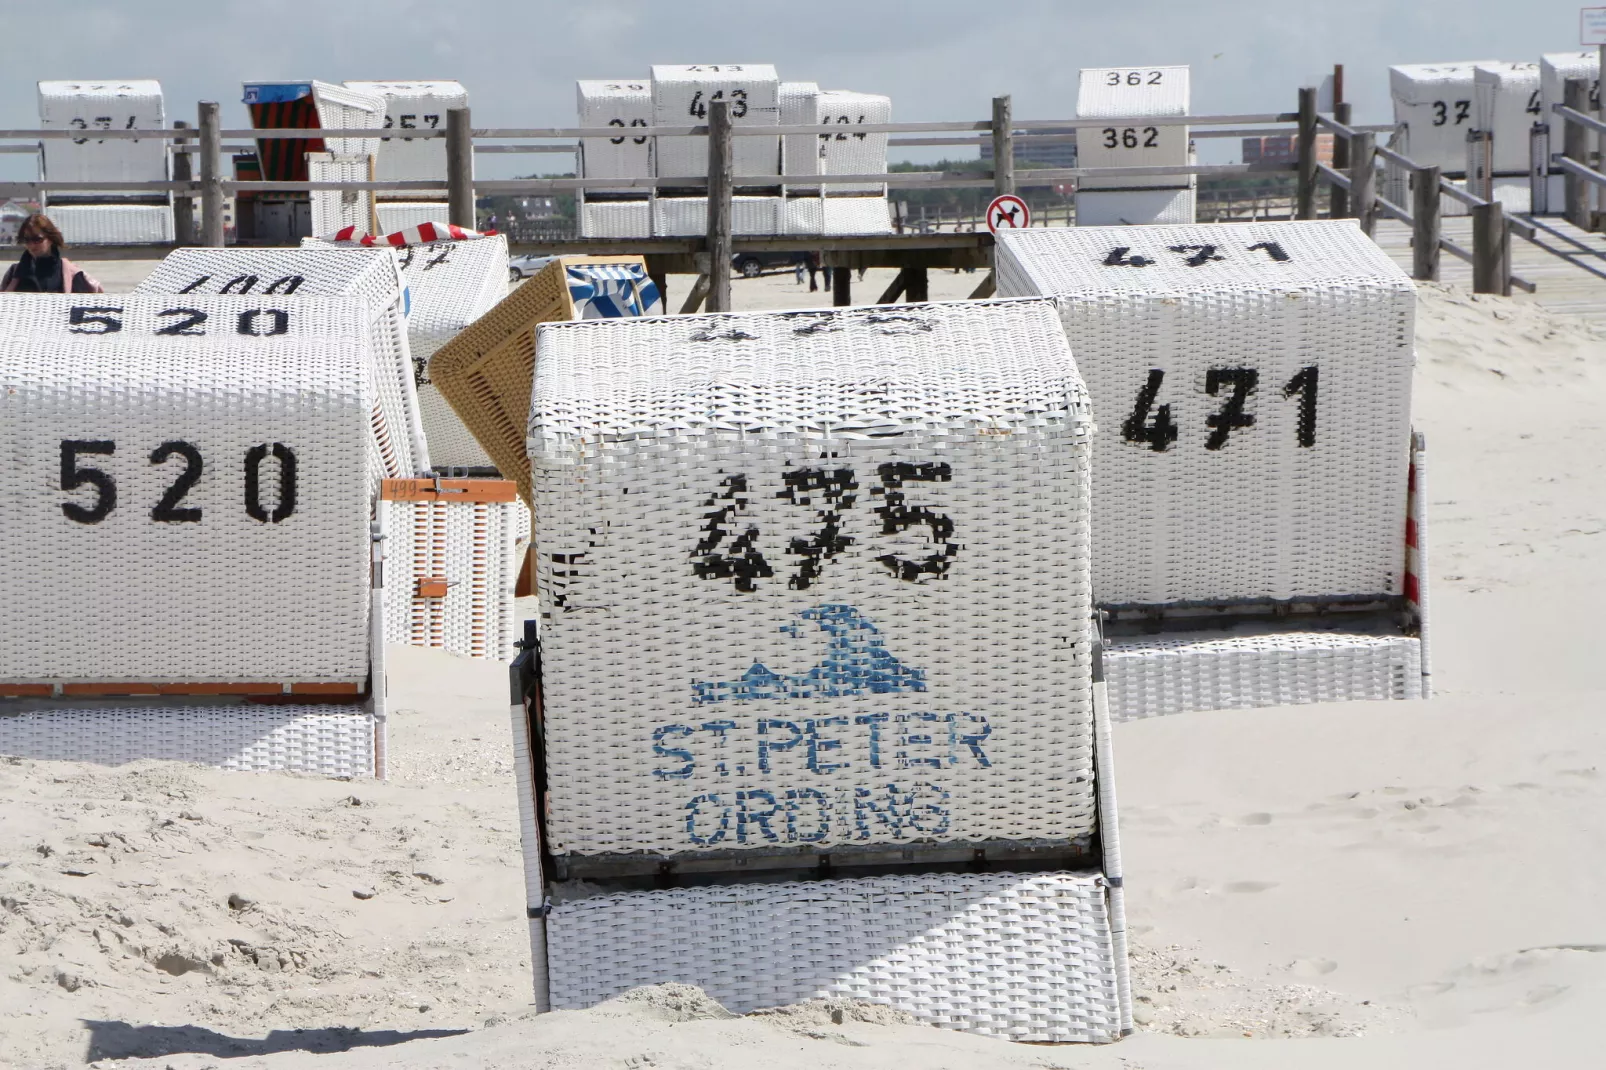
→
(82, 1019, 470, 1062)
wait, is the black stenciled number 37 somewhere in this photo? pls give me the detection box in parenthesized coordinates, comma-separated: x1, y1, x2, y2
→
(59, 440, 297, 525)
(691, 463, 957, 593)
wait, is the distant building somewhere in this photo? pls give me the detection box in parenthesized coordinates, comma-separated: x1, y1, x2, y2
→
(982, 133, 1078, 169)
(1243, 134, 1334, 167)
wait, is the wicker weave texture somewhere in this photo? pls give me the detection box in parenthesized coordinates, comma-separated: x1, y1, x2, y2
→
(783, 194, 894, 236)
(652, 64, 780, 180)
(653, 196, 783, 236)
(818, 89, 891, 195)
(430, 255, 651, 502)
(995, 221, 1415, 606)
(1472, 63, 1542, 174)
(47, 204, 174, 245)
(310, 81, 385, 158)
(38, 80, 166, 191)
(135, 246, 429, 479)
(530, 300, 1096, 857)
(1074, 186, 1195, 227)
(578, 199, 650, 239)
(308, 153, 375, 237)
(1104, 630, 1422, 722)
(1076, 67, 1188, 193)
(375, 202, 451, 233)
(1389, 61, 1495, 173)
(343, 80, 465, 187)
(0, 704, 376, 777)
(0, 295, 375, 684)
(545, 872, 1120, 1041)
(1540, 52, 1600, 148)
(380, 494, 529, 660)
(577, 80, 654, 188)
(780, 81, 821, 183)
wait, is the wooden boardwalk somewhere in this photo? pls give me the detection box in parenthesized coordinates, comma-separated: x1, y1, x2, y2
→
(1372, 216, 1606, 329)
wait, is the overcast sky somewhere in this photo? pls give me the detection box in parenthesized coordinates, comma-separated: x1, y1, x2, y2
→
(5, 0, 1597, 176)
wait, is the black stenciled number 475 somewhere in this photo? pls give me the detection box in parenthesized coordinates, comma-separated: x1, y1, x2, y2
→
(691, 462, 957, 593)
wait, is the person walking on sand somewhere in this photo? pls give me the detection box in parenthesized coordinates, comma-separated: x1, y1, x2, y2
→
(1, 214, 103, 293)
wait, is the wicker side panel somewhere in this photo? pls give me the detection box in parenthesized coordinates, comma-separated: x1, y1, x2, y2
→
(1472, 63, 1542, 175)
(546, 872, 1120, 1042)
(1074, 184, 1196, 227)
(1540, 52, 1600, 148)
(38, 79, 167, 191)
(1075, 66, 1189, 193)
(308, 152, 375, 237)
(1388, 61, 1496, 173)
(46, 204, 174, 244)
(430, 256, 647, 504)
(343, 80, 466, 186)
(1104, 631, 1423, 722)
(0, 704, 376, 777)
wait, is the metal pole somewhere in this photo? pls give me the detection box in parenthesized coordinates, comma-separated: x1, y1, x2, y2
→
(705, 99, 734, 314)
(1412, 165, 1441, 282)
(1296, 87, 1318, 220)
(1330, 102, 1351, 218)
(1471, 199, 1504, 294)
(171, 119, 195, 246)
(198, 101, 224, 247)
(1564, 78, 1589, 228)
(992, 95, 1014, 196)
(447, 107, 474, 229)
(1349, 130, 1376, 237)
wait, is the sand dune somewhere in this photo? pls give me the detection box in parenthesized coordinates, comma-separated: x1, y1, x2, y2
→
(3, 280, 1604, 1069)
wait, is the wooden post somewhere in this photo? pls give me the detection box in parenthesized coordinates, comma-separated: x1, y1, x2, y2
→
(1349, 130, 1376, 237)
(831, 258, 852, 306)
(906, 266, 929, 302)
(198, 101, 224, 247)
(446, 107, 474, 229)
(1329, 102, 1351, 218)
(1564, 78, 1589, 229)
(649, 270, 667, 310)
(171, 120, 195, 246)
(1296, 87, 1318, 220)
(705, 99, 735, 314)
(1412, 165, 1441, 282)
(679, 274, 710, 314)
(992, 95, 1014, 196)
(1471, 199, 1505, 294)
(1599, 44, 1606, 228)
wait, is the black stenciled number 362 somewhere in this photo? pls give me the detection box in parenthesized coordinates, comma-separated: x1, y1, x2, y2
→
(691, 462, 957, 593)
(59, 440, 297, 525)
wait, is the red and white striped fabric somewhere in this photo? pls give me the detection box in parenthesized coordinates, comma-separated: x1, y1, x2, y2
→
(320, 222, 499, 246)
(1405, 430, 1431, 698)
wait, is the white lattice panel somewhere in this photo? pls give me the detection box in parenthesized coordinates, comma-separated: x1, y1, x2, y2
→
(652, 195, 783, 236)
(651, 64, 780, 181)
(38, 79, 166, 193)
(1075, 185, 1195, 227)
(0, 296, 375, 684)
(135, 247, 429, 479)
(545, 872, 1120, 1042)
(818, 89, 890, 194)
(311, 81, 385, 157)
(344, 80, 465, 188)
(0, 704, 377, 777)
(380, 492, 528, 659)
(1472, 63, 1542, 176)
(579, 197, 650, 238)
(577, 80, 654, 189)
(530, 300, 1095, 857)
(47, 204, 173, 244)
(783, 194, 894, 236)
(376, 202, 451, 233)
(1390, 61, 1493, 173)
(308, 152, 374, 237)
(1540, 52, 1601, 150)
(780, 81, 821, 184)
(1076, 66, 1188, 193)
(1105, 629, 1422, 721)
(996, 221, 1415, 606)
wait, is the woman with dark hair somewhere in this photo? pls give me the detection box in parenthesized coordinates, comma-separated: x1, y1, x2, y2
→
(1, 213, 103, 293)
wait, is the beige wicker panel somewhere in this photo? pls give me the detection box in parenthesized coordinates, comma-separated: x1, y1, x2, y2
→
(428, 255, 647, 503)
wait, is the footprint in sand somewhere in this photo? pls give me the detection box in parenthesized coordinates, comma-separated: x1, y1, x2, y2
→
(1225, 880, 1278, 894)
(1291, 957, 1338, 977)
(1237, 812, 1273, 826)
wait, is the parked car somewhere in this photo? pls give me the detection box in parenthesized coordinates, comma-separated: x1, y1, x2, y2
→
(508, 252, 567, 281)
(731, 250, 809, 278)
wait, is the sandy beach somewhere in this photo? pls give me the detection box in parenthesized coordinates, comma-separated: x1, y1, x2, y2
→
(3, 274, 1604, 1069)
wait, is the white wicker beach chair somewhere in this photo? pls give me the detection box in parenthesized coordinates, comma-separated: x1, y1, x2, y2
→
(995, 219, 1430, 720)
(37, 79, 174, 243)
(1075, 66, 1194, 226)
(512, 299, 1130, 1042)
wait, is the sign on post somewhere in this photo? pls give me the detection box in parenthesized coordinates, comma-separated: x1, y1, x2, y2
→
(1583, 7, 1606, 45)
(986, 193, 1030, 232)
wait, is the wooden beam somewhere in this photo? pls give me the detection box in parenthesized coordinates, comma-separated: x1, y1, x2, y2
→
(1471, 200, 1504, 294)
(706, 99, 734, 313)
(992, 96, 1014, 196)
(198, 101, 224, 247)
(171, 120, 195, 246)
(447, 107, 475, 229)
(1349, 130, 1376, 237)
(680, 274, 711, 314)
(832, 262, 852, 306)
(1564, 78, 1590, 229)
(1412, 165, 1441, 282)
(1296, 87, 1318, 220)
(877, 268, 909, 304)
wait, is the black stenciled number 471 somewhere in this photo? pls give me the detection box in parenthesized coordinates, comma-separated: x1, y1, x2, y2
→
(691, 462, 957, 592)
